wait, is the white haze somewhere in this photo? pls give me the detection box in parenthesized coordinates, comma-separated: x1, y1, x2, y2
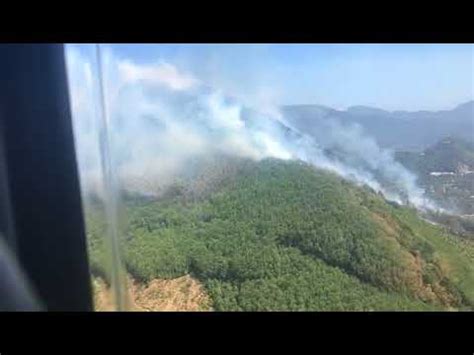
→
(65, 46, 438, 211)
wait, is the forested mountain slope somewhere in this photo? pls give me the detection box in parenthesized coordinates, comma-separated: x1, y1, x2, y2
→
(86, 158, 474, 311)
(396, 137, 474, 215)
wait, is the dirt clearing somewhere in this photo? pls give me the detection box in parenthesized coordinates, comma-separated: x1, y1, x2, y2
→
(92, 274, 212, 311)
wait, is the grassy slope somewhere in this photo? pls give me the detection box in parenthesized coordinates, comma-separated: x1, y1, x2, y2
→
(347, 178, 474, 308)
(86, 158, 474, 311)
(394, 209, 474, 307)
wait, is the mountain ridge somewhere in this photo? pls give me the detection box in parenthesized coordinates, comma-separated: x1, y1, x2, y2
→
(282, 100, 474, 151)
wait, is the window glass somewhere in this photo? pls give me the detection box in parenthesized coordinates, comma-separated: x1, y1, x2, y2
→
(66, 44, 474, 311)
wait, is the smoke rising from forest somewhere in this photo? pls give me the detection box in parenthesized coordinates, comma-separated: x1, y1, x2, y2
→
(66, 47, 436, 210)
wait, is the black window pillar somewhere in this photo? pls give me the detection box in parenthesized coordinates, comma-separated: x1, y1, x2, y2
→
(0, 44, 93, 311)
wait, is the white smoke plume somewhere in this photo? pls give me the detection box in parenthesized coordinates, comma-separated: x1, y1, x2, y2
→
(65, 45, 436, 211)
(65, 46, 290, 196)
(284, 117, 436, 209)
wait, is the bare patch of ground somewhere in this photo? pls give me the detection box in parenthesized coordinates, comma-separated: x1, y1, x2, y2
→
(92, 277, 115, 311)
(92, 275, 212, 311)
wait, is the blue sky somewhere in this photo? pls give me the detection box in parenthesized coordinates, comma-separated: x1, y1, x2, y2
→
(69, 44, 473, 111)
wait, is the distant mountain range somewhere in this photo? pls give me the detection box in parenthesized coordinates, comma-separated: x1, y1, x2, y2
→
(282, 101, 474, 151)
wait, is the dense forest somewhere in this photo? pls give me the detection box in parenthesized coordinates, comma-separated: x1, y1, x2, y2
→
(86, 158, 474, 311)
